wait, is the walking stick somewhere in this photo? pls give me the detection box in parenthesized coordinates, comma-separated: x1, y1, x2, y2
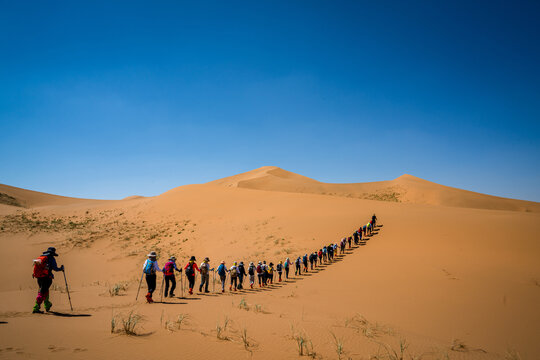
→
(135, 271, 144, 301)
(212, 270, 215, 293)
(159, 274, 165, 303)
(62, 269, 73, 311)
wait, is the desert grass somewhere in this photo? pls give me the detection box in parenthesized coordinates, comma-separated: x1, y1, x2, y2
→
(238, 298, 250, 311)
(505, 348, 522, 360)
(108, 282, 128, 296)
(216, 316, 231, 341)
(344, 314, 392, 338)
(330, 331, 345, 360)
(164, 313, 190, 331)
(289, 325, 316, 358)
(111, 311, 142, 336)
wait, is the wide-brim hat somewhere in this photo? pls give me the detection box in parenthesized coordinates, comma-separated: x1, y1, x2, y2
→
(190, 256, 196, 261)
(204, 257, 210, 262)
(221, 260, 225, 264)
(45, 247, 58, 256)
(148, 251, 157, 257)
(169, 256, 176, 261)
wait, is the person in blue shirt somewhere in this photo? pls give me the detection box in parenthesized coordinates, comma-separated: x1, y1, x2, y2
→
(32, 247, 64, 313)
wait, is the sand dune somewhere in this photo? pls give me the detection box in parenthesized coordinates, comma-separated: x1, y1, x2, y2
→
(0, 184, 105, 208)
(0, 168, 538, 359)
(209, 166, 540, 212)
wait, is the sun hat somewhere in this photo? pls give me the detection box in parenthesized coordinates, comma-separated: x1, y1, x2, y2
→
(169, 256, 176, 261)
(190, 256, 196, 261)
(148, 251, 157, 257)
(221, 260, 225, 264)
(204, 257, 210, 262)
(45, 247, 58, 257)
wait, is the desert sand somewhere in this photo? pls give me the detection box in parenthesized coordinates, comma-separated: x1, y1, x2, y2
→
(0, 166, 538, 360)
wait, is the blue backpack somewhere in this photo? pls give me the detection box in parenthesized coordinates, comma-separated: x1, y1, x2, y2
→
(144, 260, 156, 274)
(217, 264, 226, 276)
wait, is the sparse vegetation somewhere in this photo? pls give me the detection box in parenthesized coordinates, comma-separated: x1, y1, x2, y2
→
(108, 282, 128, 297)
(238, 298, 250, 311)
(111, 311, 142, 336)
(330, 331, 345, 360)
(0, 193, 23, 207)
(290, 325, 316, 358)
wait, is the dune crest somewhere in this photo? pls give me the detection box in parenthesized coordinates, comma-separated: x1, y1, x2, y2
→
(207, 166, 540, 212)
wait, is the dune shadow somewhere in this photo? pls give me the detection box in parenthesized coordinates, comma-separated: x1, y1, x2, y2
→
(0, 321, 7, 324)
(175, 297, 201, 301)
(160, 301, 188, 305)
(48, 312, 91, 317)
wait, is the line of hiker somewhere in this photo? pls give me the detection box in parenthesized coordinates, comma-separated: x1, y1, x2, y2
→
(139, 214, 379, 303)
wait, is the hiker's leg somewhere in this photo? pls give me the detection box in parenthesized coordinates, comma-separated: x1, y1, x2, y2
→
(164, 276, 170, 296)
(170, 276, 176, 295)
(204, 274, 210, 291)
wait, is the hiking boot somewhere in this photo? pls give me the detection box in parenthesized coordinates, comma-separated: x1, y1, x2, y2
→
(32, 303, 43, 314)
(170, 293, 175, 297)
(204, 290, 210, 293)
(44, 300, 52, 312)
(145, 293, 153, 303)
(221, 289, 225, 293)
(229, 285, 232, 290)
(199, 286, 202, 292)
(189, 288, 193, 295)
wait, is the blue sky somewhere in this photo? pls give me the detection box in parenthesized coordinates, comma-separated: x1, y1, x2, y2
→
(1, 1, 539, 201)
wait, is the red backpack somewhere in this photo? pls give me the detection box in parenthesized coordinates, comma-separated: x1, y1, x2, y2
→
(163, 261, 174, 276)
(33, 255, 49, 278)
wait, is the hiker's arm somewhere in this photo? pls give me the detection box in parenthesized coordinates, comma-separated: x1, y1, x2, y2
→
(49, 257, 63, 272)
(193, 263, 200, 272)
(154, 262, 162, 272)
(174, 263, 182, 272)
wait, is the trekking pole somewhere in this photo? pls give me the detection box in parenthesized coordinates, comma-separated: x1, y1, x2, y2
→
(212, 270, 215, 293)
(180, 273, 184, 298)
(135, 271, 144, 301)
(62, 269, 73, 311)
(160, 274, 165, 303)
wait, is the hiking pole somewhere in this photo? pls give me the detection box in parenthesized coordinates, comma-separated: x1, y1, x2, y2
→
(212, 270, 215, 293)
(160, 274, 165, 303)
(180, 273, 184, 298)
(62, 269, 73, 311)
(135, 271, 144, 301)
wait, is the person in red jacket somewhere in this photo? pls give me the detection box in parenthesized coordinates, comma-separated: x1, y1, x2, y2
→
(32, 247, 64, 313)
(162, 256, 182, 298)
(184, 256, 200, 295)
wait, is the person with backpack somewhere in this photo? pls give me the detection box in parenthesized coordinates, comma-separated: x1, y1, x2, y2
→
(184, 256, 200, 295)
(353, 231, 359, 245)
(237, 261, 247, 289)
(309, 252, 315, 270)
(295, 256, 302, 276)
(256, 261, 264, 287)
(328, 244, 334, 261)
(32, 247, 64, 313)
(199, 257, 212, 293)
(229, 262, 239, 291)
(363, 224, 367, 236)
(248, 262, 256, 288)
(276, 261, 283, 282)
(284, 258, 290, 279)
(162, 256, 182, 298)
(216, 261, 228, 292)
(302, 254, 308, 272)
(358, 228, 363, 242)
(322, 246, 328, 262)
(268, 262, 274, 284)
(318, 249, 323, 264)
(142, 251, 162, 303)
(372, 214, 377, 228)
(348, 236, 352, 249)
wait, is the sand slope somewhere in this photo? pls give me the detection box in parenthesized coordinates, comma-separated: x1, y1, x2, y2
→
(0, 168, 539, 359)
(209, 166, 540, 212)
(0, 184, 104, 209)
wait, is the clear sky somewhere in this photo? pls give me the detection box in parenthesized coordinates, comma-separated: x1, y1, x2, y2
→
(1, 1, 539, 201)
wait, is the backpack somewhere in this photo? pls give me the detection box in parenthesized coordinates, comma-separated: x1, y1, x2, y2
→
(33, 255, 49, 278)
(248, 266, 255, 275)
(276, 264, 282, 271)
(163, 261, 174, 276)
(256, 264, 262, 273)
(144, 260, 156, 275)
(185, 262, 194, 276)
(217, 264, 226, 276)
(284, 261, 289, 269)
(230, 267, 238, 277)
(200, 263, 209, 275)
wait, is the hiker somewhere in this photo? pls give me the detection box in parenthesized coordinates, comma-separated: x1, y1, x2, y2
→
(340, 238, 345, 254)
(32, 247, 64, 313)
(142, 251, 162, 303)
(276, 261, 283, 282)
(363, 224, 367, 236)
(162, 256, 182, 298)
(372, 214, 377, 227)
(268, 262, 274, 284)
(308, 252, 314, 270)
(199, 257, 212, 293)
(302, 254, 308, 272)
(284, 258, 290, 279)
(248, 262, 256, 288)
(256, 261, 264, 287)
(229, 262, 239, 291)
(318, 249, 323, 264)
(327, 244, 333, 260)
(237, 261, 247, 289)
(353, 231, 359, 245)
(358, 228, 363, 242)
(367, 222, 372, 235)
(322, 246, 328, 262)
(184, 256, 200, 295)
(348, 236, 352, 248)
(262, 261, 269, 286)
(295, 256, 302, 275)
(217, 261, 228, 292)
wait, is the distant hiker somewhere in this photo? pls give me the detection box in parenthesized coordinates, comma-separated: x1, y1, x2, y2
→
(248, 262, 256, 288)
(268, 263, 274, 284)
(199, 257, 212, 293)
(262, 261, 269, 286)
(217, 261, 228, 292)
(295, 256, 302, 275)
(358, 228, 363, 242)
(230, 262, 239, 291)
(284, 258, 291, 279)
(327, 244, 333, 260)
(333, 243, 338, 256)
(363, 225, 367, 236)
(142, 251, 162, 303)
(302, 254, 308, 272)
(256, 261, 264, 287)
(340, 238, 346, 254)
(322, 246, 328, 262)
(367, 222, 372, 235)
(353, 231, 359, 245)
(32, 247, 64, 313)
(318, 249, 323, 264)
(184, 256, 200, 295)
(348, 236, 352, 248)
(372, 214, 377, 227)
(276, 261, 283, 282)
(162, 256, 182, 298)
(237, 261, 247, 289)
